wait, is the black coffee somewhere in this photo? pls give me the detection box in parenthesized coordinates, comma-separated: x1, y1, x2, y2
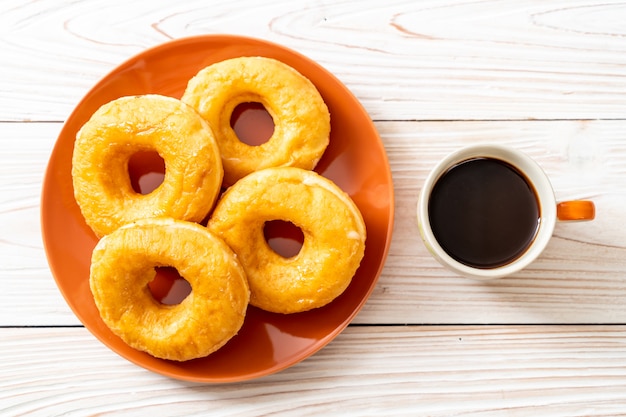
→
(428, 157, 540, 268)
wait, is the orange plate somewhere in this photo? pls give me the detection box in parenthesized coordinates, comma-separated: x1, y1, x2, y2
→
(41, 35, 395, 383)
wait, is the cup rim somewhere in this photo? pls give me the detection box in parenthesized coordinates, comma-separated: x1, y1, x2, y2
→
(417, 144, 557, 279)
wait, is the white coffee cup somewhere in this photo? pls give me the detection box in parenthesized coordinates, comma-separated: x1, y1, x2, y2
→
(417, 144, 595, 280)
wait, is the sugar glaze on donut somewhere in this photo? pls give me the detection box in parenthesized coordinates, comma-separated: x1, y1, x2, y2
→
(89, 218, 250, 361)
(208, 167, 366, 314)
(182, 57, 330, 186)
(72, 94, 223, 237)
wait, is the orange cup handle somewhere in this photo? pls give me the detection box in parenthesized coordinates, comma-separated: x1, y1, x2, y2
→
(556, 200, 595, 221)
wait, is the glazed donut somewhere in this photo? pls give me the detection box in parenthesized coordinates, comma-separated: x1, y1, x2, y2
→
(89, 217, 250, 361)
(208, 167, 366, 314)
(72, 94, 223, 237)
(181, 57, 330, 186)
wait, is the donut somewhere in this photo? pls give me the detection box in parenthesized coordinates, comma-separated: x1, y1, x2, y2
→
(89, 217, 250, 361)
(208, 167, 366, 314)
(72, 94, 223, 237)
(181, 57, 330, 186)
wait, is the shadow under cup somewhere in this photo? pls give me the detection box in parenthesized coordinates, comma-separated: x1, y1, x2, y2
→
(417, 145, 558, 280)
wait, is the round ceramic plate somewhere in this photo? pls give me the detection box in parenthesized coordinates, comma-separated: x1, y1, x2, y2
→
(41, 35, 394, 383)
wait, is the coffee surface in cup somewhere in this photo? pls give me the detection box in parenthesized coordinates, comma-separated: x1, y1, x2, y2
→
(428, 157, 540, 268)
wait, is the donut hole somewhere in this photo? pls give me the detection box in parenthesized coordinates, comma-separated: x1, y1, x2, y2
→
(230, 102, 275, 146)
(128, 150, 165, 194)
(263, 220, 304, 258)
(148, 266, 192, 305)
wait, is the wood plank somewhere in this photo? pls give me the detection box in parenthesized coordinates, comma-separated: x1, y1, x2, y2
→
(366, 119, 626, 324)
(1, 0, 625, 122)
(0, 122, 74, 325)
(4, 0, 626, 413)
(2, 120, 625, 326)
(2, 326, 626, 415)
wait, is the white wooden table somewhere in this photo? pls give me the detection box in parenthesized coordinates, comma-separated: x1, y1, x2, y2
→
(2, 0, 626, 415)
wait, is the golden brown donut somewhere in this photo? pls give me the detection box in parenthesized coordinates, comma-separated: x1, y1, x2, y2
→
(72, 94, 223, 237)
(181, 57, 330, 186)
(208, 167, 366, 314)
(89, 217, 250, 361)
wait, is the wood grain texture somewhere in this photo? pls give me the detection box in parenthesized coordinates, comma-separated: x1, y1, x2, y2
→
(367, 119, 626, 324)
(0, 122, 72, 326)
(2, 120, 625, 326)
(2, 0, 626, 414)
(2, 326, 626, 416)
(0, 0, 625, 122)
